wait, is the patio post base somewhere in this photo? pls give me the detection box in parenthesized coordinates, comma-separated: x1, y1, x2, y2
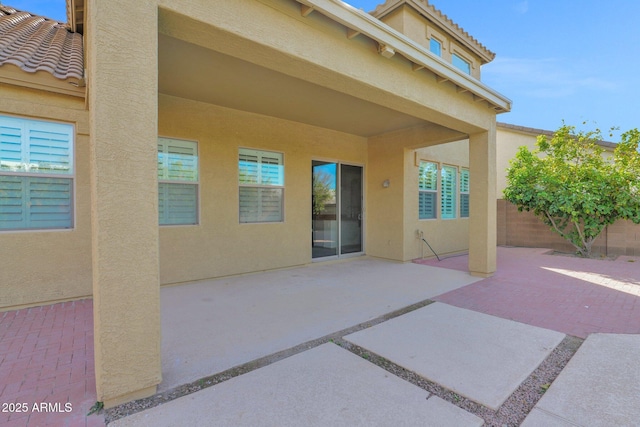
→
(103, 385, 157, 409)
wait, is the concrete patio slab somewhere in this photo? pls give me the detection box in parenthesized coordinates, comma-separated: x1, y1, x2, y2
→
(160, 257, 479, 391)
(110, 343, 483, 427)
(344, 302, 565, 410)
(521, 333, 640, 427)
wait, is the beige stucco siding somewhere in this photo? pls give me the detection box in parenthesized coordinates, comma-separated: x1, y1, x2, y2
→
(378, 5, 482, 79)
(408, 139, 470, 259)
(366, 125, 471, 262)
(0, 83, 91, 310)
(496, 127, 537, 195)
(158, 95, 367, 284)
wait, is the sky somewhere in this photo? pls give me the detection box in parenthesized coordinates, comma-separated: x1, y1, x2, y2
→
(10, 0, 640, 141)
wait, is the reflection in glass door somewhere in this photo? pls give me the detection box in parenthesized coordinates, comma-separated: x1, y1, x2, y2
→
(312, 161, 363, 259)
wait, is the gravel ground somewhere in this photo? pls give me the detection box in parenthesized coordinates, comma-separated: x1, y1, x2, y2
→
(104, 300, 582, 426)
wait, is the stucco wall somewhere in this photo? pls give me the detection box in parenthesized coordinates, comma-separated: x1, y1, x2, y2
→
(158, 94, 368, 284)
(0, 83, 91, 310)
(366, 125, 471, 262)
(378, 5, 482, 79)
(408, 139, 470, 260)
(496, 127, 538, 196)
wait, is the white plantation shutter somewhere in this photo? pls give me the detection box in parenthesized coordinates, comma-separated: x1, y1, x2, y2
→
(418, 161, 437, 219)
(238, 148, 284, 223)
(441, 165, 457, 219)
(0, 116, 73, 230)
(157, 137, 198, 225)
(460, 168, 469, 218)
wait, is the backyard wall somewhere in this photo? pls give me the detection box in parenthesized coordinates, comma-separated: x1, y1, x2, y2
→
(498, 199, 640, 256)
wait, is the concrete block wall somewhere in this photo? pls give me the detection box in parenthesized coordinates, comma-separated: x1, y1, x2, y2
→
(496, 199, 640, 256)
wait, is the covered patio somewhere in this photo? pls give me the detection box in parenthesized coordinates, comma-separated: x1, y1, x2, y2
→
(86, 0, 510, 406)
(158, 257, 478, 391)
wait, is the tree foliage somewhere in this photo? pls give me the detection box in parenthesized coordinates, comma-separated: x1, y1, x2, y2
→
(504, 124, 640, 257)
(312, 170, 334, 215)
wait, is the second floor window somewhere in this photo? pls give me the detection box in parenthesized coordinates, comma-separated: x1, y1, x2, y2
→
(429, 38, 442, 57)
(452, 53, 471, 74)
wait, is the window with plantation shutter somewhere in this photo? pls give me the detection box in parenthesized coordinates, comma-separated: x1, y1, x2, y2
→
(157, 137, 198, 225)
(441, 165, 457, 219)
(418, 161, 437, 220)
(460, 168, 469, 218)
(0, 115, 74, 231)
(239, 148, 284, 223)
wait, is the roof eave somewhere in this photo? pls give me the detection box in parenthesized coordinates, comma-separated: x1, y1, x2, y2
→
(0, 65, 85, 98)
(297, 0, 511, 112)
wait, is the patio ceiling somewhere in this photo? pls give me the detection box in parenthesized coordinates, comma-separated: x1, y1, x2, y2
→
(158, 34, 443, 138)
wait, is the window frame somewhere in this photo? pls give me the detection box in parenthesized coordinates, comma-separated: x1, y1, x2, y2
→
(0, 114, 75, 232)
(418, 160, 438, 220)
(429, 38, 442, 57)
(238, 147, 285, 224)
(157, 136, 199, 227)
(451, 53, 471, 74)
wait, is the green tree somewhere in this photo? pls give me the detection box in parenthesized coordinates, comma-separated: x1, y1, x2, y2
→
(312, 170, 334, 215)
(504, 124, 640, 257)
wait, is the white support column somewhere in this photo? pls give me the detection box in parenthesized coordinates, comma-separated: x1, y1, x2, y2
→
(87, 0, 161, 407)
(468, 127, 497, 277)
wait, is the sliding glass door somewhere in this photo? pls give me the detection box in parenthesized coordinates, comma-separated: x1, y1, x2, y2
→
(312, 161, 363, 259)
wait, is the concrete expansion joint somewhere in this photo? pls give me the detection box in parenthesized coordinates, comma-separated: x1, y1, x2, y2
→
(104, 298, 437, 424)
(337, 335, 584, 426)
(105, 290, 585, 427)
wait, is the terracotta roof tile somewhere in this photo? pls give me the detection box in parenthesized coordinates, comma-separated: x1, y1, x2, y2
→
(0, 5, 83, 81)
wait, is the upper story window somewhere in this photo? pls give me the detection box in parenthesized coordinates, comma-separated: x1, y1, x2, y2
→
(157, 137, 199, 226)
(452, 53, 471, 74)
(0, 115, 74, 231)
(418, 161, 437, 220)
(239, 148, 284, 223)
(429, 38, 442, 57)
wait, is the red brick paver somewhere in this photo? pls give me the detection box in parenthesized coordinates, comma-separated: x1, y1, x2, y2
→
(0, 300, 104, 427)
(416, 247, 640, 338)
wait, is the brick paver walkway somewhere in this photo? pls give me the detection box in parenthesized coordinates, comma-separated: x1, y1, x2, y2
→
(416, 246, 640, 338)
(0, 300, 104, 427)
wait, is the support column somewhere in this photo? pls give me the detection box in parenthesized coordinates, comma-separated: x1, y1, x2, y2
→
(468, 127, 497, 277)
(87, 0, 161, 407)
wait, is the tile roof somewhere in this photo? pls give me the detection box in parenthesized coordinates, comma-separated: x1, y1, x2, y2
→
(0, 5, 83, 81)
(371, 0, 495, 63)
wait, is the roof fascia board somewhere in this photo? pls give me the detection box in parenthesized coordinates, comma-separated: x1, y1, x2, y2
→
(0, 67, 85, 98)
(297, 0, 511, 112)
